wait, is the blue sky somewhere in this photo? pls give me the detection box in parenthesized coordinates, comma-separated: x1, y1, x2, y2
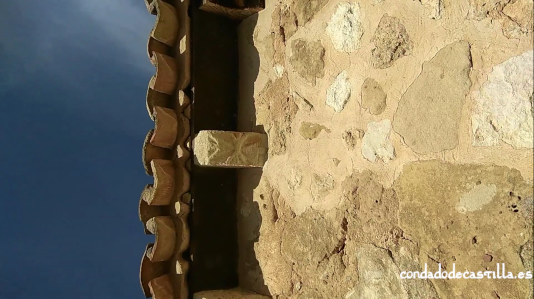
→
(0, 0, 156, 297)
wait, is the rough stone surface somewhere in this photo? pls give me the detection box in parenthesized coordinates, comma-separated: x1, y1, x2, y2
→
(291, 0, 328, 27)
(396, 160, 533, 299)
(361, 78, 387, 115)
(371, 14, 413, 69)
(299, 122, 328, 140)
(346, 244, 407, 299)
(456, 183, 497, 213)
(281, 209, 344, 266)
(393, 41, 472, 154)
(341, 170, 401, 249)
(472, 50, 533, 148)
(256, 76, 299, 155)
(193, 130, 268, 168)
(310, 173, 335, 202)
(326, 2, 364, 53)
(326, 71, 351, 112)
(362, 119, 395, 163)
(468, 0, 534, 39)
(235, 1, 534, 298)
(292, 91, 314, 112)
(289, 39, 325, 85)
(342, 128, 364, 150)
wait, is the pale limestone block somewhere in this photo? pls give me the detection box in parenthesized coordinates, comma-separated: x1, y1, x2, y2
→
(193, 130, 268, 168)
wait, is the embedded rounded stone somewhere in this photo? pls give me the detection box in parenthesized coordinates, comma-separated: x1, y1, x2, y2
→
(146, 216, 176, 262)
(149, 52, 177, 95)
(371, 14, 412, 69)
(361, 78, 387, 115)
(151, 106, 178, 149)
(150, 159, 175, 206)
(393, 41, 471, 154)
(289, 39, 325, 85)
(362, 119, 395, 163)
(140, 244, 168, 298)
(143, 130, 172, 176)
(146, 86, 171, 121)
(326, 71, 351, 113)
(326, 2, 364, 53)
(472, 50, 533, 149)
(148, 274, 174, 299)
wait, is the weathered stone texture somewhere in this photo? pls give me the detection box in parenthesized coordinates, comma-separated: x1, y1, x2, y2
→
(396, 160, 533, 299)
(345, 244, 407, 299)
(342, 128, 364, 150)
(326, 71, 351, 112)
(393, 41, 472, 154)
(361, 78, 387, 115)
(472, 50, 533, 148)
(289, 39, 325, 85)
(193, 130, 268, 168)
(326, 2, 364, 53)
(371, 14, 412, 69)
(468, 0, 533, 38)
(256, 76, 299, 155)
(299, 122, 327, 140)
(362, 119, 395, 163)
(291, 0, 328, 27)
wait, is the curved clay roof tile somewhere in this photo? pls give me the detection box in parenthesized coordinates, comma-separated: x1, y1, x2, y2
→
(177, 113, 190, 147)
(173, 164, 190, 201)
(146, 216, 176, 262)
(149, 52, 177, 95)
(151, 106, 178, 149)
(174, 217, 190, 254)
(143, 129, 172, 176)
(148, 274, 174, 299)
(147, 36, 170, 61)
(150, 0, 178, 46)
(150, 159, 175, 206)
(139, 190, 163, 234)
(139, 243, 168, 298)
(176, 90, 190, 114)
(146, 86, 171, 121)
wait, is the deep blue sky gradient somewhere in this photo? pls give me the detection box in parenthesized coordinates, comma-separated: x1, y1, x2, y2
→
(0, 0, 156, 297)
